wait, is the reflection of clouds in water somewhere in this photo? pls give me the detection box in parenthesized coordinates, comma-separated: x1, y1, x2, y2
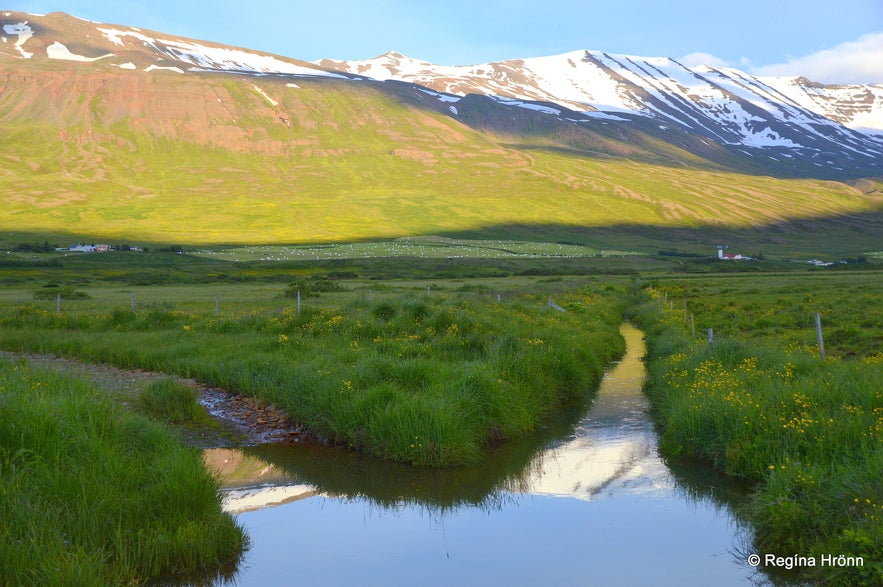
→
(211, 324, 670, 508)
(522, 323, 672, 500)
(526, 435, 672, 500)
(205, 447, 321, 514)
(212, 325, 670, 511)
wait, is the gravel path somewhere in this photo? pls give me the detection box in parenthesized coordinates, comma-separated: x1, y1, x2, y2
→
(0, 351, 315, 448)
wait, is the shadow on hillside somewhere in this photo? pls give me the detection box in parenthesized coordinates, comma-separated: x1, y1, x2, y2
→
(417, 208, 883, 259)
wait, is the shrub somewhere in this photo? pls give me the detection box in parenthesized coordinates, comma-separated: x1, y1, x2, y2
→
(33, 285, 90, 300)
(283, 277, 346, 298)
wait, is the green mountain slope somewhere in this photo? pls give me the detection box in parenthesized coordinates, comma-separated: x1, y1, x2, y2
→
(1, 58, 881, 253)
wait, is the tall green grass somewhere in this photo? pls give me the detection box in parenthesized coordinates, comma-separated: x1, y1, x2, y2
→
(0, 284, 625, 466)
(630, 286, 883, 585)
(0, 359, 248, 585)
(137, 377, 202, 423)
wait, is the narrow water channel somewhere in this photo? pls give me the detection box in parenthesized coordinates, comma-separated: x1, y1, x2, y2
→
(210, 324, 766, 586)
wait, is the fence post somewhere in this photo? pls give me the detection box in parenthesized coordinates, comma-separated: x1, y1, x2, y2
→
(690, 314, 696, 340)
(215, 293, 220, 315)
(707, 328, 714, 346)
(815, 312, 826, 359)
(131, 292, 136, 311)
(297, 291, 301, 314)
(547, 297, 567, 313)
(56, 294, 61, 314)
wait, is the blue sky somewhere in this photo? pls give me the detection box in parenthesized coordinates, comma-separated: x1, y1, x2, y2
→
(14, 0, 883, 83)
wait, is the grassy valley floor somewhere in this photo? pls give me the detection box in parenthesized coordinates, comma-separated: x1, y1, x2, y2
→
(1, 267, 881, 584)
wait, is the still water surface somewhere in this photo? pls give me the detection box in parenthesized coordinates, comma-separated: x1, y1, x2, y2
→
(210, 324, 766, 586)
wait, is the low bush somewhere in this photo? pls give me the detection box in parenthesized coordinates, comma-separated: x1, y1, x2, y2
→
(33, 285, 90, 300)
(283, 276, 346, 298)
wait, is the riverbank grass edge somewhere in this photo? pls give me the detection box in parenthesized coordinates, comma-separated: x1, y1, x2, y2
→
(631, 295, 882, 585)
(0, 358, 248, 585)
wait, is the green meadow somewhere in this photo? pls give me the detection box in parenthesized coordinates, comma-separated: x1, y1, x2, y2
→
(188, 237, 630, 262)
(3, 74, 882, 257)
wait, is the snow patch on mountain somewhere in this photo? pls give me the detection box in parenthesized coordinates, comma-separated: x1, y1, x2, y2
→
(251, 84, 278, 107)
(496, 97, 562, 116)
(47, 41, 114, 62)
(99, 27, 346, 79)
(761, 76, 883, 137)
(417, 88, 461, 103)
(3, 21, 33, 58)
(144, 64, 184, 74)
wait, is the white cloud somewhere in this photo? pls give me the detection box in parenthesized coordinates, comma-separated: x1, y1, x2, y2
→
(678, 52, 730, 68)
(751, 32, 883, 85)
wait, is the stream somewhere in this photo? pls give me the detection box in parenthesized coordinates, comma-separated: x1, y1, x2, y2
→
(209, 324, 767, 586)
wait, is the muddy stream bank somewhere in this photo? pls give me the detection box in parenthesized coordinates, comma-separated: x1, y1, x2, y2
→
(0, 350, 310, 446)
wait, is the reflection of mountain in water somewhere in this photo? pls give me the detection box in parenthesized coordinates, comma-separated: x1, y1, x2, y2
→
(204, 448, 318, 513)
(206, 325, 750, 517)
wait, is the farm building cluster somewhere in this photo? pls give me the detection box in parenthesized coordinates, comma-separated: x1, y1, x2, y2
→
(57, 244, 143, 253)
(716, 247, 753, 261)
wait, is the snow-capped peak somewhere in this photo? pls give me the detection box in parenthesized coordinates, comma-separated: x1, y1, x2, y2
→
(318, 49, 883, 166)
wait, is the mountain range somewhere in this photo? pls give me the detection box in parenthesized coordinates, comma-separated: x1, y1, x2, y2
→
(318, 50, 883, 177)
(1, 10, 881, 253)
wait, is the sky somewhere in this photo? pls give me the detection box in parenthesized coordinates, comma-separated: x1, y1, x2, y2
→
(13, 0, 883, 83)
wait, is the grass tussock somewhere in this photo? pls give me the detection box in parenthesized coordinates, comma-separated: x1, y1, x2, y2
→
(0, 359, 248, 585)
(137, 377, 202, 423)
(630, 281, 883, 585)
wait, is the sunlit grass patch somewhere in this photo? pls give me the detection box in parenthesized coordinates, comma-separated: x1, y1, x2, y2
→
(190, 238, 617, 262)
